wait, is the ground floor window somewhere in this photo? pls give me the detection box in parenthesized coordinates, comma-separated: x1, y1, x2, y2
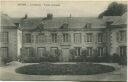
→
(119, 46, 126, 56)
(87, 47, 93, 57)
(97, 47, 104, 57)
(37, 47, 46, 57)
(0, 47, 8, 57)
(51, 47, 58, 54)
(75, 47, 81, 56)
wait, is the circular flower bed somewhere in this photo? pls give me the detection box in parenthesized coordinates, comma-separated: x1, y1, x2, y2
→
(15, 63, 115, 75)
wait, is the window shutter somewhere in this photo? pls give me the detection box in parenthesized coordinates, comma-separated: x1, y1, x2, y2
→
(116, 32, 119, 42)
(23, 35, 26, 43)
(31, 35, 34, 43)
(30, 47, 34, 57)
(84, 34, 86, 42)
(68, 34, 71, 42)
(116, 47, 120, 55)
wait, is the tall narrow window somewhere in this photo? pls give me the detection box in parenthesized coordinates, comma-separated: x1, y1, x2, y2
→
(63, 33, 69, 42)
(86, 33, 93, 42)
(119, 31, 126, 42)
(26, 47, 31, 56)
(37, 47, 46, 57)
(75, 47, 81, 56)
(120, 46, 126, 56)
(51, 33, 57, 43)
(74, 33, 81, 43)
(0, 32, 8, 43)
(37, 34, 45, 43)
(98, 33, 103, 42)
(25, 34, 31, 43)
(97, 47, 104, 57)
(87, 47, 93, 57)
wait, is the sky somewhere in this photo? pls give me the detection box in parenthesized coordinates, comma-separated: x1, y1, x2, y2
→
(1, 1, 127, 17)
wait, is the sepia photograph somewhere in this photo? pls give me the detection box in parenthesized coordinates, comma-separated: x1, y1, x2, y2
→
(0, 0, 127, 81)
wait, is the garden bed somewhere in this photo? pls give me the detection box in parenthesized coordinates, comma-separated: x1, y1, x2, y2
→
(15, 63, 115, 75)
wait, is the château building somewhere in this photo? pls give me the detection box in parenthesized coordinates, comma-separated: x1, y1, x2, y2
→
(0, 12, 127, 62)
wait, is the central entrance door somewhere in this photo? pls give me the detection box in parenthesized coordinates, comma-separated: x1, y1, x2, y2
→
(62, 48, 70, 62)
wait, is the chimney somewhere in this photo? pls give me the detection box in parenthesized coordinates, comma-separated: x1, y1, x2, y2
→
(23, 14, 28, 19)
(47, 13, 53, 19)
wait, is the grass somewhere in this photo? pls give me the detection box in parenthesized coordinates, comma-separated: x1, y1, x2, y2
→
(15, 63, 115, 75)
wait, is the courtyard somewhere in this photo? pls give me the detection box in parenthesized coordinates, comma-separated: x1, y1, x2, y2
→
(0, 61, 127, 81)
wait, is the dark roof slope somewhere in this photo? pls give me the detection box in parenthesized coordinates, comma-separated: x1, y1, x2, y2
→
(112, 12, 127, 25)
(13, 17, 106, 30)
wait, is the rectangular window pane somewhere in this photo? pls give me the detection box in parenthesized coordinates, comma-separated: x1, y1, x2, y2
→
(74, 33, 81, 43)
(86, 33, 93, 42)
(119, 31, 126, 41)
(52, 33, 57, 43)
(63, 33, 69, 42)
(75, 47, 81, 56)
(51, 47, 58, 54)
(97, 47, 104, 57)
(25, 34, 31, 43)
(37, 47, 46, 57)
(98, 33, 103, 42)
(87, 47, 93, 56)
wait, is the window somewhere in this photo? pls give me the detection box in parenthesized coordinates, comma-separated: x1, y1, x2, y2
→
(75, 47, 81, 56)
(119, 46, 126, 56)
(0, 32, 8, 43)
(0, 47, 8, 57)
(25, 34, 31, 43)
(63, 33, 69, 42)
(119, 31, 126, 42)
(97, 47, 104, 57)
(87, 47, 93, 57)
(36, 34, 45, 43)
(51, 47, 58, 54)
(51, 33, 57, 43)
(74, 33, 81, 43)
(26, 47, 31, 56)
(86, 33, 93, 42)
(98, 33, 103, 42)
(37, 47, 46, 57)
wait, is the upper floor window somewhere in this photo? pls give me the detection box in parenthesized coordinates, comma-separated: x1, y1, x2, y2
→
(86, 33, 93, 42)
(51, 33, 57, 43)
(0, 32, 8, 43)
(25, 34, 31, 43)
(119, 31, 126, 41)
(51, 47, 58, 54)
(98, 33, 103, 42)
(63, 33, 69, 42)
(117, 31, 126, 42)
(74, 33, 81, 43)
(36, 34, 45, 43)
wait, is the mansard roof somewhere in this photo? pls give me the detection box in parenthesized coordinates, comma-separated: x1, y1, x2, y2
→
(13, 17, 106, 31)
(1, 14, 16, 27)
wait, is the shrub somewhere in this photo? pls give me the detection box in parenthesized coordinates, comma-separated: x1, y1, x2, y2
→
(1, 56, 13, 64)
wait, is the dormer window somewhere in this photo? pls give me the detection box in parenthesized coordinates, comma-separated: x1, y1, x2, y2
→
(60, 23, 68, 29)
(85, 23, 91, 28)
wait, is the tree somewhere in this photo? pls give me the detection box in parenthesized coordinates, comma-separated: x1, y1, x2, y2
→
(98, 2, 127, 18)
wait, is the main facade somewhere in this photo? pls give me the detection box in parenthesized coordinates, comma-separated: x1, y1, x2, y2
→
(0, 13, 127, 62)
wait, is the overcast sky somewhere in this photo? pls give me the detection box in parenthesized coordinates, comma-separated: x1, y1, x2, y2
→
(1, 1, 126, 17)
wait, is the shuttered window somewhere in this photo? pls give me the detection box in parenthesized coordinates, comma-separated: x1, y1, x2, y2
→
(25, 34, 31, 43)
(98, 33, 103, 43)
(51, 33, 57, 43)
(86, 33, 93, 42)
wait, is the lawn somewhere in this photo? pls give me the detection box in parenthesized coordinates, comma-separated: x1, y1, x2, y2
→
(15, 63, 115, 75)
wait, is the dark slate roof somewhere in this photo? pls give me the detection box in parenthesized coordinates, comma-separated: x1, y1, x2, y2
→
(1, 14, 16, 27)
(13, 17, 106, 30)
(112, 12, 127, 25)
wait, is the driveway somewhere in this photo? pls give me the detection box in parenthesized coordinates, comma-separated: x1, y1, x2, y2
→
(0, 62, 127, 81)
